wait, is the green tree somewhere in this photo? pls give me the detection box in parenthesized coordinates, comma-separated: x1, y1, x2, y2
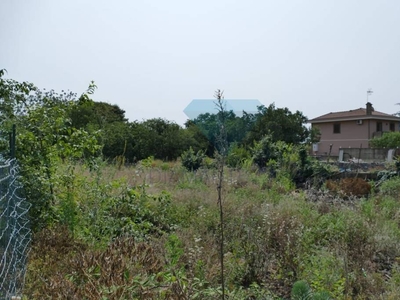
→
(0, 70, 101, 230)
(19, 91, 102, 230)
(309, 125, 321, 144)
(101, 121, 136, 162)
(187, 110, 254, 154)
(69, 97, 144, 163)
(182, 120, 211, 154)
(370, 131, 400, 148)
(127, 118, 198, 161)
(141, 118, 180, 160)
(0, 69, 37, 132)
(70, 99, 127, 130)
(244, 103, 309, 145)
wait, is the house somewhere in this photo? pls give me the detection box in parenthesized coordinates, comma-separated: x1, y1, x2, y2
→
(309, 102, 400, 157)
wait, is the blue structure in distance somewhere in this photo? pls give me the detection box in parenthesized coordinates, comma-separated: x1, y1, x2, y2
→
(183, 99, 262, 120)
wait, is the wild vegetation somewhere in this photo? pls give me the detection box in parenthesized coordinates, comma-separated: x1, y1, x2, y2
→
(370, 131, 400, 148)
(2, 71, 400, 299)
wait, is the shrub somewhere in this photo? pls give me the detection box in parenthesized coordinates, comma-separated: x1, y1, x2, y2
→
(251, 135, 276, 169)
(291, 280, 312, 300)
(202, 156, 216, 169)
(291, 280, 332, 300)
(298, 250, 344, 299)
(379, 176, 400, 197)
(370, 131, 400, 148)
(226, 143, 250, 168)
(76, 182, 176, 243)
(251, 137, 327, 187)
(139, 156, 155, 168)
(181, 147, 205, 171)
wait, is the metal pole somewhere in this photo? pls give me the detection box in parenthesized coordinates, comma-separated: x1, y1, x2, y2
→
(10, 124, 16, 159)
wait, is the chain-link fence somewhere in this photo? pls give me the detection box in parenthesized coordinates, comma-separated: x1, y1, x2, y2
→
(0, 158, 30, 299)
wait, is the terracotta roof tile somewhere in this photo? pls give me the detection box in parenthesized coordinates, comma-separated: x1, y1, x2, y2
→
(309, 107, 399, 122)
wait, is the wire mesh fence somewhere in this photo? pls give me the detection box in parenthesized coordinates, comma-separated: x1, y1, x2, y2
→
(0, 158, 31, 299)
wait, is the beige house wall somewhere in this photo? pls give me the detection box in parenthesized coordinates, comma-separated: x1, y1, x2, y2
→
(312, 119, 399, 156)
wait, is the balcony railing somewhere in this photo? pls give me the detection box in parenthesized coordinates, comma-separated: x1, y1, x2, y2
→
(372, 131, 390, 138)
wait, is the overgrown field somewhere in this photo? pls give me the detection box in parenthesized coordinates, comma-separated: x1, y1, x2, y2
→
(23, 161, 400, 299)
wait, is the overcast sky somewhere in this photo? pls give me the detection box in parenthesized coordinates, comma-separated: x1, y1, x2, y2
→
(1, 0, 400, 125)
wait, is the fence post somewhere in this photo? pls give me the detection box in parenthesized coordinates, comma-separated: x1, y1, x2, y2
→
(10, 124, 16, 159)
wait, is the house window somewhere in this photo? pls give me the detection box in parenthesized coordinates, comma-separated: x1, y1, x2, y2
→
(333, 123, 340, 134)
(390, 123, 395, 131)
(377, 122, 382, 132)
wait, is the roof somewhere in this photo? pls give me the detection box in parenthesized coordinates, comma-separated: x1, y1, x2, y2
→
(309, 107, 400, 123)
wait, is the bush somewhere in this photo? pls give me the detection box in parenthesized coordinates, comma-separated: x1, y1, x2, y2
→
(76, 182, 176, 243)
(202, 156, 216, 169)
(370, 131, 400, 148)
(291, 280, 332, 300)
(291, 280, 312, 300)
(251, 137, 328, 187)
(379, 176, 400, 197)
(226, 143, 250, 168)
(181, 147, 205, 171)
(251, 135, 276, 169)
(298, 250, 344, 299)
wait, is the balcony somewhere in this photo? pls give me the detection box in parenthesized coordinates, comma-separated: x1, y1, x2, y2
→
(372, 131, 390, 139)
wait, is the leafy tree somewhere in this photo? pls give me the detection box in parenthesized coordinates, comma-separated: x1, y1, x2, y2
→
(19, 92, 102, 230)
(188, 110, 254, 154)
(189, 112, 220, 147)
(0, 70, 102, 230)
(131, 118, 198, 161)
(187, 103, 309, 155)
(184, 119, 215, 156)
(70, 99, 127, 130)
(182, 120, 211, 153)
(141, 118, 181, 160)
(309, 125, 321, 144)
(69, 98, 132, 161)
(244, 103, 309, 145)
(0, 69, 37, 138)
(370, 131, 400, 148)
(101, 121, 136, 162)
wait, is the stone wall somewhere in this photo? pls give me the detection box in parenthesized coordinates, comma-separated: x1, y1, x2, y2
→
(338, 148, 396, 162)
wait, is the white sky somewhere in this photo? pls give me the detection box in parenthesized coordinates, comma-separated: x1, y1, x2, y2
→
(1, 0, 400, 125)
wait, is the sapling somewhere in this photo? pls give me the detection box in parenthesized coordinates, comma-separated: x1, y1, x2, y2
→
(214, 89, 228, 299)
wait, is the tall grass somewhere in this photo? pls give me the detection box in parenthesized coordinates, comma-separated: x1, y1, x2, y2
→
(23, 161, 400, 299)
